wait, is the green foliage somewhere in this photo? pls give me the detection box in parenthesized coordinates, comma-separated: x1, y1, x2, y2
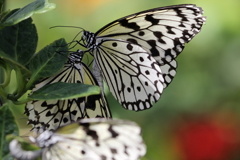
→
(0, 1, 100, 159)
(0, 105, 18, 160)
(29, 82, 100, 100)
(0, 14, 37, 71)
(0, 0, 55, 28)
(27, 38, 68, 89)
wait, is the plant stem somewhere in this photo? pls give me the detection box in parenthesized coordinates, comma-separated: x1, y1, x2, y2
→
(0, 86, 7, 99)
(12, 97, 30, 105)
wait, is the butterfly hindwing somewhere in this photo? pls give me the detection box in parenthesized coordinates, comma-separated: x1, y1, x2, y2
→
(41, 119, 145, 160)
(25, 53, 112, 132)
(93, 39, 164, 110)
(10, 119, 146, 160)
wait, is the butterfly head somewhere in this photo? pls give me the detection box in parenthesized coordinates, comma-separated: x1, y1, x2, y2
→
(82, 30, 96, 49)
(69, 50, 85, 64)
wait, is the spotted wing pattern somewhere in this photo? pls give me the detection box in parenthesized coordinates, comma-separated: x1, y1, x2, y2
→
(10, 119, 146, 160)
(25, 53, 112, 133)
(80, 4, 205, 111)
(95, 4, 206, 87)
(92, 39, 164, 111)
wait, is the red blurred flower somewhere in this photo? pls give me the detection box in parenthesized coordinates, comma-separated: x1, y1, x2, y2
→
(174, 115, 240, 160)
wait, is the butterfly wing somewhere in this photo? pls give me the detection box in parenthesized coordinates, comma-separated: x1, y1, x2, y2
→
(25, 56, 112, 133)
(92, 39, 164, 110)
(40, 118, 146, 160)
(94, 4, 206, 87)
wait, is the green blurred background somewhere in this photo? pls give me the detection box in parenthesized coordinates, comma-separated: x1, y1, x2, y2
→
(5, 0, 240, 160)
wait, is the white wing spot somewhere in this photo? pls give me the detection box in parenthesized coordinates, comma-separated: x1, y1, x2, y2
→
(179, 38, 185, 44)
(170, 70, 176, 76)
(165, 55, 172, 62)
(176, 45, 182, 52)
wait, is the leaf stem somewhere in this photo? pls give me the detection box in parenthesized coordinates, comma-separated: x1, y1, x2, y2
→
(12, 67, 26, 99)
(12, 97, 31, 105)
(0, 59, 12, 87)
(0, 86, 7, 99)
(25, 76, 35, 91)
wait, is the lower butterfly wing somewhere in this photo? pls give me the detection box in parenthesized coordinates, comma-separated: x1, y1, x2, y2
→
(92, 39, 164, 111)
(41, 118, 146, 160)
(10, 119, 145, 160)
(42, 138, 102, 160)
(25, 59, 111, 132)
(95, 4, 206, 87)
(81, 63, 112, 118)
(41, 140, 87, 160)
(160, 59, 177, 88)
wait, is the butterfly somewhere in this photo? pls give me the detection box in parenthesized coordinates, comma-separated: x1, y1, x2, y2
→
(74, 4, 206, 111)
(25, 51, 112, 133)
(10, 118, 146, 160)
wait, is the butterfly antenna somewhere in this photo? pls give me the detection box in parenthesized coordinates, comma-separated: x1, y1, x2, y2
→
(71, 30, 83, 42)
(68, 30, 84, 50)
(49, 25, 84, 30)
(49, 25, 88, 54)
(49, 25, 85, 49)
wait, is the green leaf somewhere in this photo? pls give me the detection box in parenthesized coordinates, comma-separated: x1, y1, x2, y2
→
(27, 38, 68, 88)
(0, 16, 37, 68)
(0, 10, 10, 25)
(0, 0, 4, 12)
(0, 104, 19, 159)
(2, 153, 14, 160)
(29, 82, 101, 100)
(1, 0, 55, 27)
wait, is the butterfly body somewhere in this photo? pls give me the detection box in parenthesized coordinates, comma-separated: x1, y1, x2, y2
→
(78, 4, 206, 111)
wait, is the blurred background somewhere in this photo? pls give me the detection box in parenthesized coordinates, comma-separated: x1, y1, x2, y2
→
(5, 0, 240, 159)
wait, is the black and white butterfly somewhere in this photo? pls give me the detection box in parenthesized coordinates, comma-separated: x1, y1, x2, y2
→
(25, 51, 112, 133)
(10, 118, 146, 160)
(74, 4, 206, 111)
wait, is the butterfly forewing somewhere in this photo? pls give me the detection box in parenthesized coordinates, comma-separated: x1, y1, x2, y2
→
(25, 53, 111, 133)
(97, 5, 205, 42)
(93, 39, 164, 110)
(94, 4, 206, 87)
